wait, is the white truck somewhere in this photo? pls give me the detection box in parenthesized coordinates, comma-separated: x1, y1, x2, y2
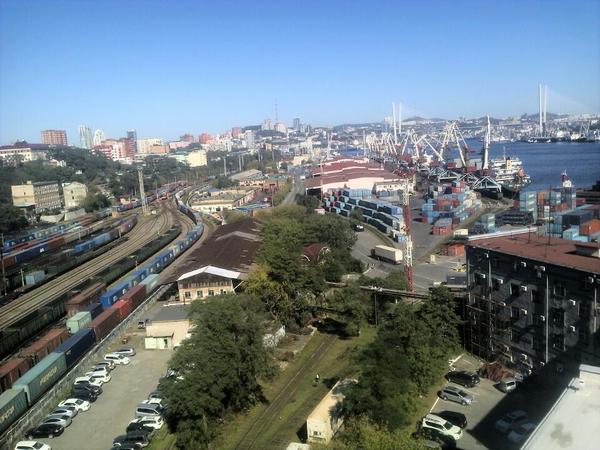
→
(370, 245, 403, 264)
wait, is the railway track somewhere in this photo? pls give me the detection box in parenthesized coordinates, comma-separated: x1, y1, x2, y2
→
(0, 207, 173, 330)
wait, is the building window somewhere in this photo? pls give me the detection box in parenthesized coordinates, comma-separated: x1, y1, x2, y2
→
(208, 290, 214, 296)
(196, 291, 203, 298)
(184, 291, 191, 299)
(511, 306, 520, 320)
(578, 303, 590, 319)
(553, 282, 566, 298)
(220, 289, 225, 294)
(492, 278, 502, 291)
(511, 328, 520, 343)
(552, 309, 565, 326)
(510, 283, 520, 296)
(531, 289, 543, 304)
(579, 328, 589, 346)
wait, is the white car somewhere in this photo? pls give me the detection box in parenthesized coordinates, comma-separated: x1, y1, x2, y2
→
(495, 410, 528, 433)
(42, 415, 72, 428)
(508, 422, 537, 443)
(85, 371, 111, 383)
(421, 414, 463, 441)
(94, 360, 115, 371)
(58, 398, 90, 412)
(74, 376, 103, 387)
(104, 353, 130, 365)
(49, 407, 77, 418)
(129, 415, 164, 430)
(14, 441, 51, 450)
(114, 347, 136, 357)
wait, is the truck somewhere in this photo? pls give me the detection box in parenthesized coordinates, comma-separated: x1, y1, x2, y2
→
(370, 245, 402, 264)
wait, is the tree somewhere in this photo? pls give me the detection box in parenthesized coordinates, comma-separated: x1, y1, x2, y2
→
(0, 203, 28, 233)
(159, 294, 273, 449)
(82, 191, 111, 212)
(295, 194, 320, 210)
(350, 207, 364, 223)
(243, 265, 293, 324)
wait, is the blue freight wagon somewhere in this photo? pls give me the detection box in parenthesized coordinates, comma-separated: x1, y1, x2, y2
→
(82, 302, 103, 319)
(0, 388, 28, 434)
(98, 280, 131, 308)
(12, 353, 67, 405)
(54, 328, 96, 368)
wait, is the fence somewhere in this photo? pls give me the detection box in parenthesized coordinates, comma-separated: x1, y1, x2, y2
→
(0, 284, 171, 450)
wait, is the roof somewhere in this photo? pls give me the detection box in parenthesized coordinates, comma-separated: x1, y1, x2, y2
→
(301, 243, 330, 263)
(467, 234, 600, 275)
(229, 169, 264, 181)
(522, 364, 600, 450)
(177, 265, 242, 282)
(305, 170, 400, 189)
(165, 218, 262, 283)
(307, 379, 357, 423)
(150, 304, 190, 322)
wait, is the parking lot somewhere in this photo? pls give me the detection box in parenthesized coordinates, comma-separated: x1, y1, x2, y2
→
(36, 333, 172, 450)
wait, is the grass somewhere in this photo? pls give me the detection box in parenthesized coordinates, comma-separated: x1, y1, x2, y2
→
(146, 425, 177, 450)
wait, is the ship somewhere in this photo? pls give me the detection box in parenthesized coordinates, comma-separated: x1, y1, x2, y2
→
(489, 149, 531, 195)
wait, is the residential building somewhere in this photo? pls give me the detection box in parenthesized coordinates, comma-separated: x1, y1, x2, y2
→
(187, 150, 207, 167)
(306, 379, 356, 444)
(0, 146, 47, 166)
(127, 130, 137, 153)
(293, 117, 301, 130)
(144, 305, 191, 350)
(146, 144, 169, 154)
(93, 129, 105, 146)
(62, 182, 88, 208)
(231, 127, 242, 138)
(11, 181, 61, 213)
(136, 138, 163, 154)
(180, 134, 195, 143)
(522, 364, 600, 450)
(78, 125, 93, 149)
(466, 233, 600, 374)
(199, 133, 212, 144)
(41, 129, 68, 146)
(177, 266, 242, 302)
(169, 141, 190, 151)
(274, 122, 287, 134)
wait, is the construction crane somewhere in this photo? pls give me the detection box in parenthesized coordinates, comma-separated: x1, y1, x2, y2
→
(401, 179, 414, 292)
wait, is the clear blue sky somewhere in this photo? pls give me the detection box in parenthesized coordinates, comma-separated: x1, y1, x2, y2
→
(1, 0, 599, 144)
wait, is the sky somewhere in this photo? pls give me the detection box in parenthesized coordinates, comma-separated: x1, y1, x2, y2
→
(0, 0, 599, 143)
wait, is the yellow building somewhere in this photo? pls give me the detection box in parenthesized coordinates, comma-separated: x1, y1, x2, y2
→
(176, 266, 242, 302)
(306, 379, 357, 444)
(62, 182, 88, 208)
(144, 305, 191, 349)
(11, 181, 61, 213)
(187, 150, 208, 167)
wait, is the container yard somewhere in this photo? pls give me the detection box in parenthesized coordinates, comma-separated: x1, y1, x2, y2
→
(421, 181, 482, 234)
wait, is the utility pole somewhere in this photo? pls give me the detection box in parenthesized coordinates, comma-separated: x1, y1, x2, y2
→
(0, 248, 7, 296)
(138, 167, 148, 215)
(223, 156, 227, 177)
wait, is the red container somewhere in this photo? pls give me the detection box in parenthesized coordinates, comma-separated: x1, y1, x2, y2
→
(120, 284, 147, 309)
(47, 236, 65, 250)
(0, 357, 30, 391)
(65, 282, 107, 317)
(580, 219, 600, 236)
(89, 308, 120, 342)
(112, 299, 133, 322)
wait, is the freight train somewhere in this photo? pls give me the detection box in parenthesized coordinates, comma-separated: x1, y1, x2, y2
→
(0, 222, 203, 436)
(174, 191, 201, 224)
(112, 181, 186, 213)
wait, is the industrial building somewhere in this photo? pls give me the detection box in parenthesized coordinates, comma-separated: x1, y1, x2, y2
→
(189, 188, 257, 213)
(11, 181, 62, 213)
(144, 305, 191, 350)
(466, 232, 600, 375)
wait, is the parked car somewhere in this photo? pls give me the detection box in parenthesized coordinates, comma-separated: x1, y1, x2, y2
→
(508, 422, 537, 443)
(105, 353, 131, 365)
(42, 415, 72, 428)
(126, 421, 155, 435)
(446, 371, 480, 388)
(25, 423, 64, 439)
(147, 390, 162, 402)
(88, 366, 110, 376)
(435, 411, 467, 429)
(353, 224, 364, 232)
(497, 377, 518, 393)
(438, 386, 473, 405)
(413, 428, 457, 449)
(49, 407, 77, 418)
(109, 445, 139, 450)
(73, 381, 102, 394)
(58, 398, 90, 412)
(70, 388, 98, 403)
(113, 431, 150, 448)
(94, 360, 115, 371)
(85, 371, 111, 384)
(114, 347, 136, 357)
(74, 376, 103, 387)
(421, 414, 463, 441)
(130, 416, 164, 430)
(494, 410, 528, 433)
(134, 401, 164, 418)
(14, 441, 52, 450)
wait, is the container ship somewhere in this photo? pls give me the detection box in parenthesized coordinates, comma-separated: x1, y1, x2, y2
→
(488, 150, 531, 195)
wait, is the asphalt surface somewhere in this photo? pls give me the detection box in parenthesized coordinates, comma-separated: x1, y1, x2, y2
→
(37, 317, 173, 450)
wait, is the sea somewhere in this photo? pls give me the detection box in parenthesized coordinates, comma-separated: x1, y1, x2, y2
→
(340, 141, 600, 191)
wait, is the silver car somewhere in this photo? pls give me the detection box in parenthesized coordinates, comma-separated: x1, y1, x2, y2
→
(43, 415, 72, 428)
(50, 406, 77, 418)
(114, 347, 136, 357)
(439, 386, 473, 405)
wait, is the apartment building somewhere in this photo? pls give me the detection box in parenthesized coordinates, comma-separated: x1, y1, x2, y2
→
(466, 233, 600, 374)
(41, 130, 68, 146)
(62, 182, 88, 208)
(12, 181, 62, 213)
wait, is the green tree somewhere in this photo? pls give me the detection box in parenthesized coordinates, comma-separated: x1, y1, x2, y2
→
(350, 207, 364, 223)
(295, 194, 320, 210)
(0, 203, 28, 233)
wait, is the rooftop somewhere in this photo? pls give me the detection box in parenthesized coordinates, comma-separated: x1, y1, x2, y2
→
(307, 379, 356, 423)
(150, 304, 190, 322)
(467, 234, 600, 274)
(305, 170, 400, 189)
(177, 265, 242, 282)
(522, 364, 600, 450)
(229, 169, 264, 181)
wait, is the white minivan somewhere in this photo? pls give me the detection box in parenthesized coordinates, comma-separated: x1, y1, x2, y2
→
(104, 353, 131, 365)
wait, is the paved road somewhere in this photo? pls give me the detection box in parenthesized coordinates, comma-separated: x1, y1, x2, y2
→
(38, 326, 173, 450)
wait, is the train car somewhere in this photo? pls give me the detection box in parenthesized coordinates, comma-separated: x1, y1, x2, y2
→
(19, 328, 69, 365)
(65, 282, 106, 317)
(53, 328, 96, 369)
(111, 299, 133, 322)
(12, 353, 67, 405)
(88, 308, 120, 343)
(140, 274, 159, 293)
(0, 389, 28, 434)
(81, 302, 103, 320)
(98, 280, 132, 308)
(120, 284, 147, 310)
(0, 358, 30, 393)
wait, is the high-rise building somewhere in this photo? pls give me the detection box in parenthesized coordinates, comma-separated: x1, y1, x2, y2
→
(93, 130, 106, 146)
(127, 130, 137, 153)
(274, 122, 287, 134)
(180, 134, 195, 143)
(293, 118, 301, 130)
(137, 138, 163, 154)
(231, 127, 242, 139)
(41, 130, 68, 146)
(78, 125, 93, 149)
(261, 119, 273, 131)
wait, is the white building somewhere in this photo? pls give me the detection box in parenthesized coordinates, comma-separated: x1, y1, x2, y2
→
(78, 125, 93, 149)
(0, 147, 46, 166)
(187, 150, 208, 167)
(93, 129, 105, 146)
(306, 379, 356, 445)
(137, 138, 163, 154)
(62, 182, 88, 208)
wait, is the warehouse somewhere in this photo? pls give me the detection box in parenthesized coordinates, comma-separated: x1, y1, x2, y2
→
(144, 305, 191, 350)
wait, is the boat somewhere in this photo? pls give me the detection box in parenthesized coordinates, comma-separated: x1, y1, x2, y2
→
(489, 149, 531, 195)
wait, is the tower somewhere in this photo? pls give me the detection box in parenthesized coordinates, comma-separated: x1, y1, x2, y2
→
(138, 167, 148, 215)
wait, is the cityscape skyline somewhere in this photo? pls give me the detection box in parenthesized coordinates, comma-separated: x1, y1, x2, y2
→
(1, 0, 599, 144)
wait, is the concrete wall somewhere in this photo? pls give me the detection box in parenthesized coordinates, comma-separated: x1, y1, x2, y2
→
(0, 285, 170, 450)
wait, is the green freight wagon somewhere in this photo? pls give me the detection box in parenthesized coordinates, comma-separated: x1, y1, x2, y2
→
(66, 311, 92, 334)
(12, 353, 67, 405)
(0, 388, 27, 434)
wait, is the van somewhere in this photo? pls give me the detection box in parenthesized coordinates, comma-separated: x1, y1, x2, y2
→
(498, 377, 517, 393)
(135, 401, 163, 418)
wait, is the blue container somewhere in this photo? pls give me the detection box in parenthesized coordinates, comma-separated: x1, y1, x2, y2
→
(54, 328, 96, 368)
(82, 302, 103, 319)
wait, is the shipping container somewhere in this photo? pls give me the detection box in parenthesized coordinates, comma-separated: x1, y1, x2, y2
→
(53, 328, 95, 369)
(140, 274, 159, 293)
(88, 308, 120, 343)
(0, 389, 28, 434)
(66, 311, 92, 334)
(580, 219, 600, 236)
(65, 282, 107, 317)
(0, 357, 30, 392)
(112, 299, 133, 322)
(25, 270, 45, 286)
(81, 302, 103, 319)
(12, 353, 67, 405)
(121, 284, 147, 309)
